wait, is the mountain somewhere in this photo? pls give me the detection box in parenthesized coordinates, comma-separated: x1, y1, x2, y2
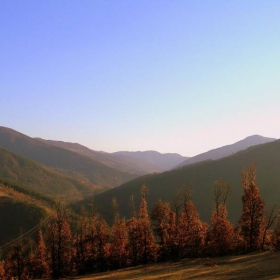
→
(89, 138, 280, 225)
(175, 135, 276, 168)
(0, 126, 137, 188)
(0, 147, 95, 199)
(36, 139, 162, 174)
(36, 139, 188, 173)
(113, 151, 188, 171)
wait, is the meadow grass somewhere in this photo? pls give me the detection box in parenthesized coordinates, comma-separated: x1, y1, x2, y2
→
(71, 251, 280, 280)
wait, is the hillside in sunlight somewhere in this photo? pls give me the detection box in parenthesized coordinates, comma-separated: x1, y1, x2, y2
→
(0, 147, 96, 200)
(0, 126, 138, 189)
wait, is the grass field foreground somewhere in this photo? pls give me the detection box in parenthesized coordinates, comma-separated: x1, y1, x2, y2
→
(72, 251, 280, 280)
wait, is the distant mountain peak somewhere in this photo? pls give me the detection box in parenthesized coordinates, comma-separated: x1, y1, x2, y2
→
(175, 135, 276, 169)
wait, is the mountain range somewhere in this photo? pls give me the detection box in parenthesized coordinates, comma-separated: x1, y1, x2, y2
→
(176, 135, 275, 168)
(0, 126, 278, 245)
(0, 147, 93, 199)
(0, 127, 137, 189)
(36, 139, 187, 174)
(91, 137, 280, 224)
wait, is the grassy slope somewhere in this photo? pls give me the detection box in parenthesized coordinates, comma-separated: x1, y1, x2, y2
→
(74, 251, 280, 280)
(92, 139, 280, 224)
(0, 127, 137, 188)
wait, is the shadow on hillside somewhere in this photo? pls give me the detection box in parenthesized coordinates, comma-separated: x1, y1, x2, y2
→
(70, 251, 280, 280)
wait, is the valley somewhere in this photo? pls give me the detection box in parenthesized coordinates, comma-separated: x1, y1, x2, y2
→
(0, 126, 279, 279)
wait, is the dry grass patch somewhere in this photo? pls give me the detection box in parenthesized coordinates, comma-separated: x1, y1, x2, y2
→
(71, 251, 280, 280)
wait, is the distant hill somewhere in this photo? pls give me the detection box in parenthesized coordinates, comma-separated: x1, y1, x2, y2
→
(0, 147, 95, 199)
(0, 127, 137, 188)
(89, 138, 280, 225)
(36, 139, 162, 175)
(113, 151, 188, 171)
(175, 135, 275, 168)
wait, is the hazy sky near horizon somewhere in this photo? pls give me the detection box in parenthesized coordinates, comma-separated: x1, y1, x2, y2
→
(1, 1, 280, 156)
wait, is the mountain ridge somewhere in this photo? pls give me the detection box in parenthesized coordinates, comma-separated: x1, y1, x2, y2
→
(113, 150, 188, 171)
(0, 126, 137, 188)
(89, 138, 280, 225)
(175, 135, 276, 168)
(35, 138, 188, 173)
(35, 139, 163, 174)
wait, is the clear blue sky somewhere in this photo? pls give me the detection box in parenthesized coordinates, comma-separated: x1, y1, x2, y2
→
(1, 0, 280, 156)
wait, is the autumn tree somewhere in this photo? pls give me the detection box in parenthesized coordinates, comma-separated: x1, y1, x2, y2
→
(73, 206, 91, 274)
(107, 197, 128, 268)
(151, 199, 171, 260)
(138, 185, 149, 220)
(177, 187, 208, 257)
(95, 218, 111, 271)
(207, 180, 234, 256)
(178, 202, 207, 257)
(75, 209, 110, 273)
(127, 185, 156, 264)
(31, 229, 50, 278)
(165, 210, 178, 258)
(271, 215, 280, 251)
(138, 185, 156, 263)
(4, 233, 31, 280)
(73, 199, 104, 273)
(260, 205, 280, 250)
(167, 187, 194, 258)
(0, 261, 5, 280)
(126, 215, 139, 265)
(45, 198, 72, 278)
(238, 164, 265, 251)
(110, 218, 128, 268)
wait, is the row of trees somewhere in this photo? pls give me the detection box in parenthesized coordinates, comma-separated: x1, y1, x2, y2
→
(1, 164, 280, 279)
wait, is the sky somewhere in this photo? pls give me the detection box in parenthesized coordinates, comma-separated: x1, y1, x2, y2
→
(1, 1, 280, 157)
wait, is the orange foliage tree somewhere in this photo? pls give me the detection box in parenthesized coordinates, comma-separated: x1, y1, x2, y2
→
(151, 199, 171, 260)
(238, 164, 265, 251)
(109, 197, 129, 268)
(177, 187, 208, 257)
(207, 180, 234, 256)
(127, 185, 156, 264)
(110, 218, 128, 268)
(0, 261, 5, 280)
(95, 218, 111, 271)
(45, 199, 72, 278)
(31, 229, 50, 278)
(4, 233, 31, 280)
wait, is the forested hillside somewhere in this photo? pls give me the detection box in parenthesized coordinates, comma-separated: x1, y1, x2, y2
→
(37, 139, 188, 174)
(0, 127, 137, 188)
(0, 147, 95, 199)
(0, 182, 52, 246)
(92, 139, 280, 224)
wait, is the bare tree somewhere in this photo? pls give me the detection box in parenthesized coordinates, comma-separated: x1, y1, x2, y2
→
(261, 205, 280, 250)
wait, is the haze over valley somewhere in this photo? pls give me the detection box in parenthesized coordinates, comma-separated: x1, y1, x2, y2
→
(0, 126, 278, 231)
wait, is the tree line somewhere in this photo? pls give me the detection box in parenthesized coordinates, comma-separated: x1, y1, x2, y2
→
(1, 163, 280, 279)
